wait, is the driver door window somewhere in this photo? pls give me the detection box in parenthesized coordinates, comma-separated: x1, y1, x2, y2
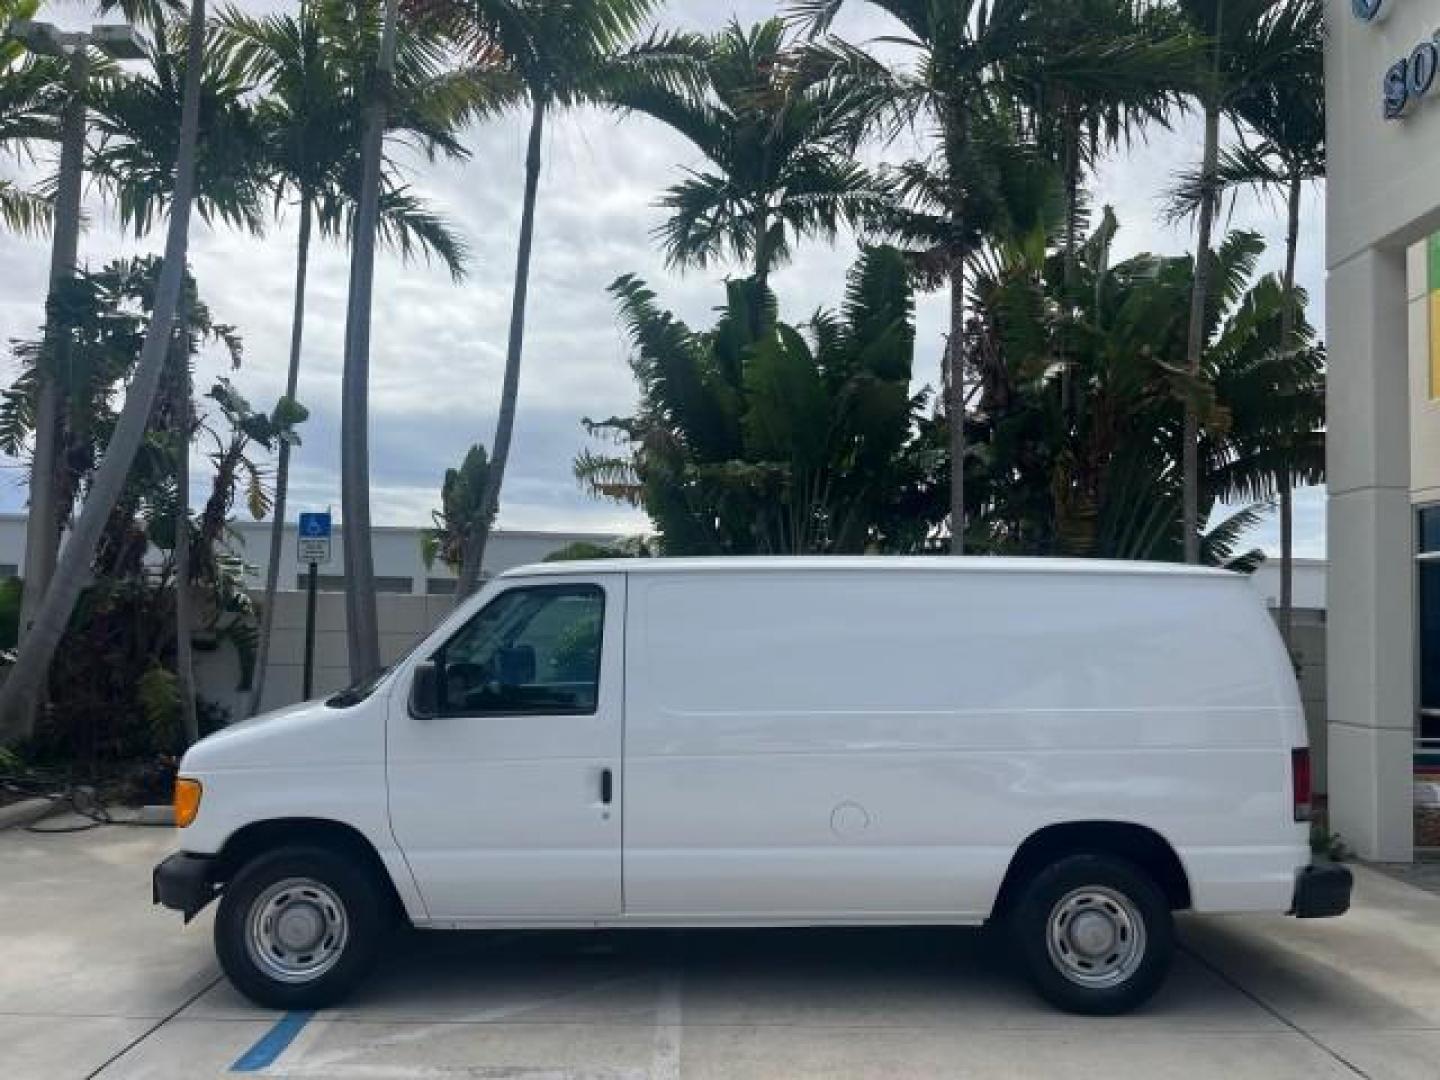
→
(433, 584, 604, 716)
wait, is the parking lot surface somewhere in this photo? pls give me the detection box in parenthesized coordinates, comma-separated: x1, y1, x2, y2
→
(4, 820, 1440, 1079)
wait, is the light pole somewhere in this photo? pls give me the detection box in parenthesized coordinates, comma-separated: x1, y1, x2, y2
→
(4, 19, 143, 651)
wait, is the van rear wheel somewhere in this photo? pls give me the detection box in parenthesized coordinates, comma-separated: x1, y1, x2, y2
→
(215, 846, 386, 1010)
(1011, 853, 1174, 1015)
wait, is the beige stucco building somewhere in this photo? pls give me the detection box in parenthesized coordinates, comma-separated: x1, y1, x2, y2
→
(1325, 0, 1440, 859)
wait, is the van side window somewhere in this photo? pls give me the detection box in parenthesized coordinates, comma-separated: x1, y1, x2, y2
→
(432, 584, 604, 716)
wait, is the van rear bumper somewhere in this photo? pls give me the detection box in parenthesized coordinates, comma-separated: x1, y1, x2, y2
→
(1290, 863, 1353, 918)
(153, 852, 218, 923)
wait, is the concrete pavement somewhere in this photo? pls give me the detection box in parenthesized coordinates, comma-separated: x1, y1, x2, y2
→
(2, 819, 1439, 1078)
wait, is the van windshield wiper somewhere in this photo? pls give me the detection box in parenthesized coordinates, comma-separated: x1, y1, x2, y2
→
(325, 666, 391, 708)
(324, 639, 425, 708)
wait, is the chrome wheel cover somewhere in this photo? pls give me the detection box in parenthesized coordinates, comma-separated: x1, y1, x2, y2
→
(1045, 885, 1147, 989)
(245, 877, 349, 984)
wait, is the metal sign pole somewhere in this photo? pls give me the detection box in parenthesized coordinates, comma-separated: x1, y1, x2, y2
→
(296, 510, 331, 699)
(303, 561, 318, 699)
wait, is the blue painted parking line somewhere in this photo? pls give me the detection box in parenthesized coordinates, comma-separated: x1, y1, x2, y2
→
(231, 1010, 315, 1072)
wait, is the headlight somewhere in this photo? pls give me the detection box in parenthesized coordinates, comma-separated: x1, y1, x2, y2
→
(173, 778, 203, 828)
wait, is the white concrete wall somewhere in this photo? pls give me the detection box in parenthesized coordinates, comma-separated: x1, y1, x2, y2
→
(0, 512, 618, 595)
(222, 521, 619, 594)
(1247, 559, 1328, 611)
(195, 590, 454, 718)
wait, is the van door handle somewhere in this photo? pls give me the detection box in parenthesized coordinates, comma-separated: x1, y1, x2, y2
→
(600, 767, 613, 805)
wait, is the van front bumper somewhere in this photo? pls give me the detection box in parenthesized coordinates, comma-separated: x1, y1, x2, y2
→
(1290, 862, 1353, 918)
(152, 852, 219, 923)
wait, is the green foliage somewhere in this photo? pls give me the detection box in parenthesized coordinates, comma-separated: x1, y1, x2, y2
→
(423, 0, 690, 110)
(543, 538, 652, 561)
(137, 662, 182, 750)
(1310, 823, 1350, 862)
(613, 18, 882, 281)
(958, 209, 1324, 564)
(86, 10, 271, 235)
(422, 444, 493, 571)
(213, 0, 484, 279)
(0, 0, 61, 236)
(547, 610, 601, 683)
(577, 246, 941, 554)
(3, 261, 282, 760)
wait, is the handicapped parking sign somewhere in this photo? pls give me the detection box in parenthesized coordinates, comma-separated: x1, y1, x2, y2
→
(297, 511, 331, 564)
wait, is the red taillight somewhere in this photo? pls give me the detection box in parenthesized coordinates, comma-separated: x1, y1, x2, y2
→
(1292, 748, 1312, 822)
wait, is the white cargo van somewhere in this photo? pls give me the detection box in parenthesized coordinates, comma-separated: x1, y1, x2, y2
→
(154, 557, 1350, 1014)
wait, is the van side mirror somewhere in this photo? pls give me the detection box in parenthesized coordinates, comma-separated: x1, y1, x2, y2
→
(411, 660, 441, 718)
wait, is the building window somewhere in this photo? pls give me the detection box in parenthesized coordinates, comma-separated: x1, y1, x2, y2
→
(296, 574, 415, 594)
(1417, 506, 1440, 747)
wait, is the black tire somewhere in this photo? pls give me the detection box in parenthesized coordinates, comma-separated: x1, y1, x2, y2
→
(1010, 853, 1174, 1016)
(215, 845, 388, 1010)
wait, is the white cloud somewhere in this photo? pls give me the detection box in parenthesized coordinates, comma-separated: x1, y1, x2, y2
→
(0, 0, 1327, 555)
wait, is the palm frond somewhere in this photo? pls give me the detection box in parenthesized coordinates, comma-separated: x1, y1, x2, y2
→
(0, 179, 51, 235)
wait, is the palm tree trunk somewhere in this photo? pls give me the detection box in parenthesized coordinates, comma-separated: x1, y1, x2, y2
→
(1181, 100, 1220, 564)
(0, 0, 208, 745)
(1062, 110, 1081, 289)
(339, 0, 399, 678)
(458, 97, 546, 600)
(948, 260, 966, 555)
(1278, 170, 1302, 649)
(1061, 112, 1081, 433)
(248, 195, 313, 714)
(173, 298, 198, 747)
(752, 192, 772, 294)
(15, 46, 89, 740)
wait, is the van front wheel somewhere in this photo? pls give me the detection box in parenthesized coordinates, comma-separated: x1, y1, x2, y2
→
(1011, 853, 1174, 1015)
(215, 846, 386, 1010)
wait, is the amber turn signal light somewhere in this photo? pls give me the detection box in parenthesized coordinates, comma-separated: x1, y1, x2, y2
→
(173, 778, 202, 828)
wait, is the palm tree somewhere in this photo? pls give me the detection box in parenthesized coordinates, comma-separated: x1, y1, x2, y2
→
(87, 3, 270, 235)
(1010, 1, 1200, 283)
(796, 0, 1198, 554)
(1170, 14, 1323, 635)
(422, 0, 698, 599)
(13, 2, 267, 680)
(616, 18, 884, 294)
(215, 1, 479, 713)
(10, 1, 271, 731)
(336, 0, 399, 682)
(1171, 0, 1321, 562)
(0, 0, 208, 746)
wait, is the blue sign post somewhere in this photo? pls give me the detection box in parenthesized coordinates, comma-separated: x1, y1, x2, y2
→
(297, 512, 331, 698)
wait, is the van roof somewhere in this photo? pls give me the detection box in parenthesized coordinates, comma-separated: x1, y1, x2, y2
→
(499, 556, 1241, 581)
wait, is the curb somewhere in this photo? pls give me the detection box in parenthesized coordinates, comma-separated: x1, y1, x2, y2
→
(0, 796, 61, 831)
(133, 804, 175, 826)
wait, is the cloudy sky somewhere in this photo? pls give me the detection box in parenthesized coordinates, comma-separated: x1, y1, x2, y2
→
(0, 0, 1327, 556)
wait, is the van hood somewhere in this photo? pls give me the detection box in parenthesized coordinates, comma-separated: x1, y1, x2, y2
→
(181, 694, 383, 773)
